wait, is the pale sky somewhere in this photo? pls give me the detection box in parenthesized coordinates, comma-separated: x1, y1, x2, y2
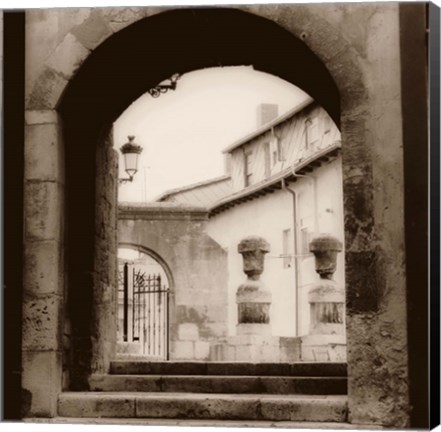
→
(114, 66, 310, 202)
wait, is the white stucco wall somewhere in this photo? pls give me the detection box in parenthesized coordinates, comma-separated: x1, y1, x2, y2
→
(207, 190, 295, 337)
(206, 157, 345, 339)
(295, 159, 346, 336)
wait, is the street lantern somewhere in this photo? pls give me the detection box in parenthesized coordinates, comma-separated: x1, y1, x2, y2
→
(118, 73, 180, 186)
(119, 136, 143, 184)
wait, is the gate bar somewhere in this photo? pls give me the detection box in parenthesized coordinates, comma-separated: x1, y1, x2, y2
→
(123, 262, 128, 342)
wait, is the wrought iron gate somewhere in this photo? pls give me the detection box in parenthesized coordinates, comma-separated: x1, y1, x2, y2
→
(118, 262, 169, 359)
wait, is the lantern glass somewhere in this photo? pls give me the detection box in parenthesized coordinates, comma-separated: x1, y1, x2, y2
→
(123, 152, 139, 178)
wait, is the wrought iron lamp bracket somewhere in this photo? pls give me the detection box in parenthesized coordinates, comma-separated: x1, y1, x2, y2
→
(148, 73, 181, 98)
(118, 176, 134, 184)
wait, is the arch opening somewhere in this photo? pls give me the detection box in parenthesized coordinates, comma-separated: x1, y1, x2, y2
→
(114, 66, 346, 364)
(59, 6, 348, 385)
(116, 245, 173, 360)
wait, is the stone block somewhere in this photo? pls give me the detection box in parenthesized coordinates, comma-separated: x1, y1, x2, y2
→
(255, 363, 291, 376)
(236, 286, 272, 303)
(171, 341, 194, 360)
(236, 323, 271, 336)
(259, 395, 347, 422)
(201, 321, 227, 338)
(235, 345, 253, 362)
(116, 342, 142, 355)
(164, 375, 260, 394)
(22, 294, 62, 351)
(209, 344, 236, 362)
(238, 302, 270, 324)
(27, 67, 68, 110)
(259, 376, 345, 395)
(301, 334, 346, 346)
(46, 33, 89, 79)
(58, 393, 135, 418)
(24, 181, 62, 241)
(308, 283, 345, 303)
(301, 346, 315, 362)
(229, 334, 274, 346)
(311, 322, 345, 335)
(25, 122, 62, 182)
(22, 351, 62, 417)
(226, 344, 237, 362)
(71, 9, 113, 50)
(178, 323, 199, 341)
(258, 343, 281, 363)
(135, 393, 259, 419)
(25, 110, 58, 125)
(279, 337, 301, 362)
(24, 240, 63, 296)
(209, 343, 226, 361)
(102, 7, 167, 33)
(89, 374, 161, 392)
(194, 341, 210, 360)
(25, 10, 61, 99)
(327, 344, 347, 362)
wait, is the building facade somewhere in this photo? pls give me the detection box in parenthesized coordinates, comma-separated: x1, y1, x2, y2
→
(159, 101, 346, 361)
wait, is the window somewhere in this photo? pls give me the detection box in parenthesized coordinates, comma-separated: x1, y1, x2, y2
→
(264, 142, 271, 178)
(300, 226, 315, 259)
(276, 137, 284, 161)
(305, 117, 319, 150)
(298, 192, 314, 259)
(282, 229, 292, 268)
(273, 150, 278, 166)
(324, 115, 332, 134)
(244, 150, 253, 186)
(300, 227, 310, 256)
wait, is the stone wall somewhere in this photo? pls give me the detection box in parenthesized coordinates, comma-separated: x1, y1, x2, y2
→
(118, 203, 228, 361)
(91, 133, 118, 373)
(22, 110, 65, 416)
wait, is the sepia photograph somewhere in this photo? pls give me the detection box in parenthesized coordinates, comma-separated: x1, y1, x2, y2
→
(2, 1, 439, 430)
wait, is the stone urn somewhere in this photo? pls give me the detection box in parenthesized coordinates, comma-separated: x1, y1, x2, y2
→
(309, 234, 343, 280)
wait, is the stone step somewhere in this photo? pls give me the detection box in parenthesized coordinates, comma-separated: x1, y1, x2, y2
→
(28, 417, 359, 428)
(58, 392, 348, 422)
(110, 361, 347, 377)
(90, 374, 347, 395)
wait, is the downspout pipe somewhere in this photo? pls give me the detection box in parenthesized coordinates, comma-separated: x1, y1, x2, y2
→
(281, 178, 299, 337)
(291, 167, 318, 233)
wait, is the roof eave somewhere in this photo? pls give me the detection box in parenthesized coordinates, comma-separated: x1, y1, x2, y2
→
(221, 97, 314, 154)
(209, 141, 341, 216)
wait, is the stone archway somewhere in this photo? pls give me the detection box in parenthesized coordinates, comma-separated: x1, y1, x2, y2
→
(23, 5, 410, 426)
(117, 243, 175, 359)
(118, 243, 175, 293)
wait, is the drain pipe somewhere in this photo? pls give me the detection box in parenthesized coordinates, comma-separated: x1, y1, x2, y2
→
(281, 178, 299, 337)
(291, 166, 318, 233)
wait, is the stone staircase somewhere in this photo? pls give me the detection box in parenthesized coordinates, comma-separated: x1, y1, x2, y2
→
(58, 361, 348, 422)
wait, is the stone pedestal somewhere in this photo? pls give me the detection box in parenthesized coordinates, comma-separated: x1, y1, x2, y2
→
(206, 236, 301, 363)
(236, 236, 271, 336)
(301, 234, 346, 361)
(308, 279, 345, 335)
(209, 335, 301, 363)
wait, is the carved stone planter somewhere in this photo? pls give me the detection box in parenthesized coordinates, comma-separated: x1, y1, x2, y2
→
(309, 234, 343, 280)
(236, 236, 271, 334)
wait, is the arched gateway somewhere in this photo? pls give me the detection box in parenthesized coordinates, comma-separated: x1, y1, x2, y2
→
(21, 5, 423, 427)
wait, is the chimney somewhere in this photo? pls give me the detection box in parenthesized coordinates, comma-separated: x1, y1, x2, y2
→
(257, 104, 279, 127)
